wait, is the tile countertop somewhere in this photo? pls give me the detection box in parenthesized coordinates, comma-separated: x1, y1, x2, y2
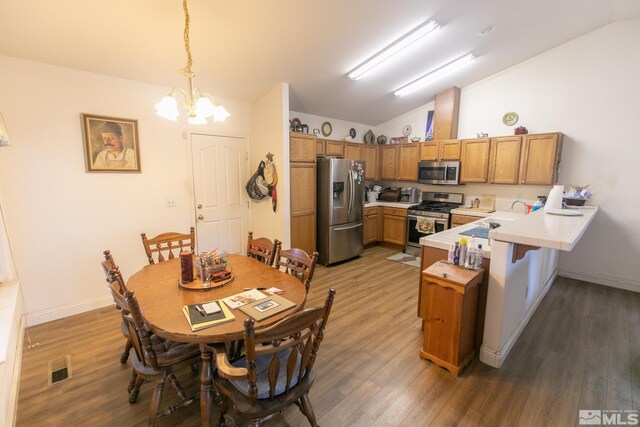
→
(364, 201, 414, 209)
(420, 211, 525, 259)
(489, 206, 599, 251)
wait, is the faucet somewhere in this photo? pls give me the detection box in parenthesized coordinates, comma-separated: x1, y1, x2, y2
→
(511, 200, 528, 214)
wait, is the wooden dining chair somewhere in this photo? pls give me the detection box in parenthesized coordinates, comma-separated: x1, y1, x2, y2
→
(106, 267, 200, 426)
(274, 247, 319, 295)
(212, 288, 336, 427)
(101, 250, 132, 364)
(246, 231, 280, 266)
(141, 227, 195, 265)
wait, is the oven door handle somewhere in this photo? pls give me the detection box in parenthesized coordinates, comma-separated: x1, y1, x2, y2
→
(408, 215, 448, 224)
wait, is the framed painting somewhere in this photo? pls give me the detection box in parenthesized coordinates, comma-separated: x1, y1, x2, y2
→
(424, 110, 434, 141)
(81, 113, 141, 172)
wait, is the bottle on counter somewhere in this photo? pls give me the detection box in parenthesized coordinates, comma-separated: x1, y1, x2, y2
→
(532, 197, 545, 212)
(453, 242, 460, 265)
(464, 236, 477, 269)
(459, 237, 468, 267)
(475, 244, 484, 270)
(447, 242, 455, 264)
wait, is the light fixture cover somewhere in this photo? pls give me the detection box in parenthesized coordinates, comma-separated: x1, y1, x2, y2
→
(155, 95, 180, 121)
(394, 53, 476, 97)
(348, 19, 440, 80)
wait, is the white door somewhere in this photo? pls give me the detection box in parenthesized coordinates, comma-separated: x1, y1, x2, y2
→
(191, 133, 250, 255)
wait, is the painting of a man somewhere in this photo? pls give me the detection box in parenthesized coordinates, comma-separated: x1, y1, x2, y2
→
(82, 114, 140, 172)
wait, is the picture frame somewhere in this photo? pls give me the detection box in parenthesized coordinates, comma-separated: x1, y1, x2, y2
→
(81, 113, 140, 172)
(0, 113, 10, 147)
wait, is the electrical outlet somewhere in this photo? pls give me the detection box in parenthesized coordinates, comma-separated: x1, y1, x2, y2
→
(165, 198, 177, 208)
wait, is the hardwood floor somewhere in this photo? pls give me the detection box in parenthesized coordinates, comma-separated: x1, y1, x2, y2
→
(16, 246, 640, 426)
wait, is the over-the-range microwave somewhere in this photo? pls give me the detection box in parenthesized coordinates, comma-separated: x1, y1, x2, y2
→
(417, 160, 461, 185)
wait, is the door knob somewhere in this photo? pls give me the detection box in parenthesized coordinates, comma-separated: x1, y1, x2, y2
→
(197, 214, 204, 220)
(197, 204, 203, 209)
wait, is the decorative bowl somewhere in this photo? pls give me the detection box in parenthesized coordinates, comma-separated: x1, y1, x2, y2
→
(563, 197, 586, 206)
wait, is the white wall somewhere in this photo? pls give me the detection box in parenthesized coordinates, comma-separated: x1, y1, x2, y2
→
(252, 83, 290, 246)
(289, 111, 372, 144)
(375, 20, 640, 291)
(375, 101, 435, 143)
(0, 55, 253, 325)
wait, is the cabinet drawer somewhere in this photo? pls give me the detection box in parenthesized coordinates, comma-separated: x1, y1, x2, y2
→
(364, 206, 379, 216)
(382, 207, 408, 217)
(450, 214, 479, 228)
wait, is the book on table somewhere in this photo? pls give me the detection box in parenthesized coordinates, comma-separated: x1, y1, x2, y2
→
(182, 300, 235, 331)
(221, 289, 267, 309)
(238, 294, 296, 322)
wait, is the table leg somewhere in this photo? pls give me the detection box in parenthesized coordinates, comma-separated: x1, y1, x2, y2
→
(199, 344, 213, 427)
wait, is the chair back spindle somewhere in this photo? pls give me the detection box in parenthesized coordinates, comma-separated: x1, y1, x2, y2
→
(141, 227, 195, 265)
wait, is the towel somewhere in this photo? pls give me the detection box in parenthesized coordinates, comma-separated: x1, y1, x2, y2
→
(416, 217, 435, 234)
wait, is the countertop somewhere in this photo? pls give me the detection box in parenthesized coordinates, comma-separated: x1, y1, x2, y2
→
(419, 211, 525, 259)
(364, 201, 414, 209)
(489, 206, 599, 251)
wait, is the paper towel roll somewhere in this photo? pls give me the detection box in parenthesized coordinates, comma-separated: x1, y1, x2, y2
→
(544, 185, 564, 211)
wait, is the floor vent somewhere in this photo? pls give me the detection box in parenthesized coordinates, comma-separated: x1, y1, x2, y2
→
(48, 355, 73, 386)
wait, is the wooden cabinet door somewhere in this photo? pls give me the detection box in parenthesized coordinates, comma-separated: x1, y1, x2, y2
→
(361, 145, 379, 180)
(363, 211, 379, 244)
(325, 140, 344, 157)
(460, 138, 491, 183)
(344, 143, 362, 161)
(439, 139, 461, 160)
(519, 133, 562, 185)
(451, 214, 479, 228)
(290, 133, 316, 163)
(488, 136, 522, 184)
(420, 142, 438, 161)
(380, 145, 399, 180)
(382, 213, 406, 246)
(433, 87, 461, 141)
(398, 143, 419, 181)
(290, 163, 316, 254)
(316, 139, 325, 156)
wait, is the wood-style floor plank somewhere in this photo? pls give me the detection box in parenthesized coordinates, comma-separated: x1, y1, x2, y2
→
(15, 246, 640, 426)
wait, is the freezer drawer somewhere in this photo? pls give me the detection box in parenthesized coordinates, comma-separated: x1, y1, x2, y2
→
(319, 222, 363, 265)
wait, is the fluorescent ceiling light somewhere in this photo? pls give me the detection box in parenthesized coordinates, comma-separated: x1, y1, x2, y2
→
(348, 19, 440, 80)
(394, 53, 476, 97)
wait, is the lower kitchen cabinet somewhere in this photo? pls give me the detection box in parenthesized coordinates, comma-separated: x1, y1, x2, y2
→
(363, 207, 379, 245)
(290, 213, 316, 256)
(451, 213, 480, 228)
(381, 207, 407, 247)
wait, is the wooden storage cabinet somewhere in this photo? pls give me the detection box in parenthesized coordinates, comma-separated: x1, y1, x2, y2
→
(381, 207, 407, 247)
(290, 132, 316, 163)
(489, 136, 522, 184)
(433, 87, 461, 141)
(419, 261, 484, 375)
(460, 138, 491, 183)
(451, 213, 480, 228)
(344, 142, 362, 161)
(380, 145, 398, 180)
(398, 143, 420, 181)
(325, 140, 344, 157)
(519, 133, 563, 185)
(420, 140, 461, 161)
(361, 145, 379, 180)
(316, 139, 326, 156)
(363, 206, 379, 245)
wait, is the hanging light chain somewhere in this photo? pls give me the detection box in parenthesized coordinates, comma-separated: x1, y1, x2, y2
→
(179, 0, 194, 78)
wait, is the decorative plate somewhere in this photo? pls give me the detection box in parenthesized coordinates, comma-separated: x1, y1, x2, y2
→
(402, 125, 412, 136)
(291, 117, 301, 127)
(321, 121, 332, 137)
(376, 135, 387, 145)
(502, 112, 519, 126)
(349, 128, 356, 138)
(364, 129, 375, 144)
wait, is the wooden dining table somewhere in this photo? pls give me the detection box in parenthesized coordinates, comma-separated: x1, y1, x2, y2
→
(126, 254, 306, 427)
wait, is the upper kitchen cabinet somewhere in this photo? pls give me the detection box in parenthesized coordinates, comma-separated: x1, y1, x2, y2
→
(344, 142, 362, 161)
(380, 145, 398, 180)
(325, 139, 344, 157)
(460, 138, 491, 183)
(433, 87, 461, 141)
(420, 140, 461, 161)
(361, 145, 379, 180)
(519, 133, 563, 185)
(488, 136, 522, 184)
(398, 143, 420, 181)
(290, 132, 316, 163)
(316, 139, 325, 156)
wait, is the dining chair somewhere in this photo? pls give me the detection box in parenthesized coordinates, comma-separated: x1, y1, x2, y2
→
(141, 226, 195, 265)
(105, 266, 200, 426)
(212, 288, 336, 427)
(274, 247, 319, 291)
(246, 231, 280, 266)
(101, 250, 132, 364)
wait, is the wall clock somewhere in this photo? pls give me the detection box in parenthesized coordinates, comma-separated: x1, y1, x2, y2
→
(321, 121, 332, 137)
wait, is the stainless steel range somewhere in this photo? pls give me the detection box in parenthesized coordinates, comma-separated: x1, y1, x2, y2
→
(405, 191, 464, 256)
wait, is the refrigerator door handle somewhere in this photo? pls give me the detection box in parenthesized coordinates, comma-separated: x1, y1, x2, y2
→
(333, 223, 362, 231)
(347, 170, 353, 214)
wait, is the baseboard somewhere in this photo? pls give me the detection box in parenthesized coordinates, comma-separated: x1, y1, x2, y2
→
(558, 269, 640, 293)
(480, 270, 557, 368)
(6, 314, 24, 427)
(25, 295, 113, 327)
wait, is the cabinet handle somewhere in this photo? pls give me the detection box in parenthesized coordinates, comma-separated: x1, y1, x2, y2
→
(522, 180, 525, 183)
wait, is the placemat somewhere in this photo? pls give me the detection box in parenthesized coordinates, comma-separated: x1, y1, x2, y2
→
(459, 227, 489, 239)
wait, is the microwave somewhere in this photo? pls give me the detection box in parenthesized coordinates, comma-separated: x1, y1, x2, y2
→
(417, 160, 461, 185)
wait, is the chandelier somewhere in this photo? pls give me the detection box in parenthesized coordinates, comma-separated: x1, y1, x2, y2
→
(155, 0, 230, 124)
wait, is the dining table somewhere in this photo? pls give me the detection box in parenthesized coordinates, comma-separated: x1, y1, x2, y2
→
(126, 254, 307, 427)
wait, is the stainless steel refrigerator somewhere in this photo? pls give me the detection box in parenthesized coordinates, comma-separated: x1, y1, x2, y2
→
(317, 158, 365, 265)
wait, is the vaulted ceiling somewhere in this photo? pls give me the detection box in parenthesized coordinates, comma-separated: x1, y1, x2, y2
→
(1, 0, 638, 124)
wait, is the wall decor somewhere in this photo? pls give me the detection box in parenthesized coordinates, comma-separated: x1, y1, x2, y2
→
(0, 113, 10, 147)
(82, 113, 140, 172)
(321, 121, 332, 136)
(402, 125, 412, 136)
(502, 112, 519, 126)
(349, 128, 356, 138)
(425, 110, 434, 141)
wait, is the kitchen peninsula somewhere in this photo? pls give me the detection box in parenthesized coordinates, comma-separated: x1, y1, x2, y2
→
(419, 206, 598, 369)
